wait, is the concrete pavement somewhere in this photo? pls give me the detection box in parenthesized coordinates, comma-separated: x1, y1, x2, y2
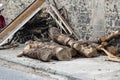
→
(0, 57, 68, 80)
(0, 45, 120, 80)
(0, 66, 48, 80)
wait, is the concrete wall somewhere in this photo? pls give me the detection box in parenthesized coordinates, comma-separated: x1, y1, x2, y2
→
(1, 0, 120, 40)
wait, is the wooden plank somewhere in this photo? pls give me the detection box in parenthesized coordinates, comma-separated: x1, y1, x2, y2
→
(0, 0, 45, 46)
(50, 5, 80, 40)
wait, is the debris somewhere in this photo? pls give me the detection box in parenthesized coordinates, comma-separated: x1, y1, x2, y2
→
(0, 43, 18, 50)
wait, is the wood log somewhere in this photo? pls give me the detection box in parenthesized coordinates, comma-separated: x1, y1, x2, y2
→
(97, 42, 108, 50)
(107, 46, 118, 55)
(92, 42, 116, 57)
(80, 44, 99, 57)
(105, 56, 120, 62)
(68, 48, 77, 57)
(100, 48, 117, 58)
(17, 48, 52, 62)
(20, 41, 73, 61)
(49, 27, 99, 58)
(99, 30, 120, 42)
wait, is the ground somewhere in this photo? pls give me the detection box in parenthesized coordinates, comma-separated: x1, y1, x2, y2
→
(0, 45, 120, 80)
(0, 57, 68, 80)
(0, 66, 48, 80)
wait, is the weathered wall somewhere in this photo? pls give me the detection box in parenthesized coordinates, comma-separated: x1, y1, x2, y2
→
(0, 0, 34, 25)
(1, 0, 120, 40)
(50, 0, 120, 40)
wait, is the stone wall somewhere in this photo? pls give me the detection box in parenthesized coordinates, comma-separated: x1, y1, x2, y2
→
(0, 0, 34, 25)
(1, 0, 120, 40)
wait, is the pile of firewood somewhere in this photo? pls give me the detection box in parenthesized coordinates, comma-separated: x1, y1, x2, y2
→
(17, 27, 99, 61)
(17, 26, 120, 62)
(2, 4, 119, 62)
(17, 27, 120, 62)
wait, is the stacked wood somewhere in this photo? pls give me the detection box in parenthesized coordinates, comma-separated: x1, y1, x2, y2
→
(17, 41, 76, 61)
(49, 27, 99, 58)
